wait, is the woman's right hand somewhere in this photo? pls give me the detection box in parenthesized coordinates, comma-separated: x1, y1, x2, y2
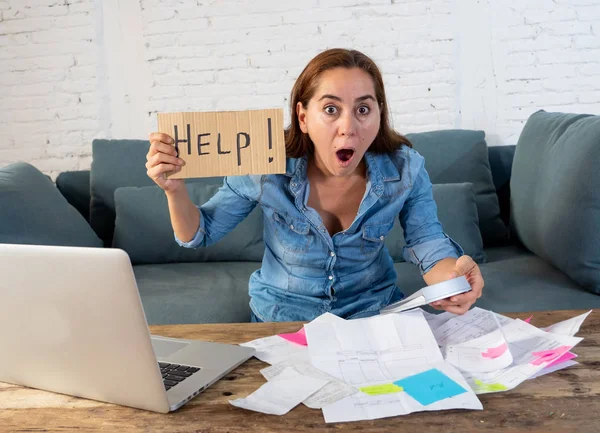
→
(147, 132, 186, 193)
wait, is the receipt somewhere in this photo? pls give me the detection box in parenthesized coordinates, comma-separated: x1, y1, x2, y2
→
(229, 367, 328, 415)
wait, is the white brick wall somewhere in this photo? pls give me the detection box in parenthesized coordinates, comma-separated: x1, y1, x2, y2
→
(492, 0, 600, 143)
(0, 0, 599, 176)
(0, 0, 97, 177)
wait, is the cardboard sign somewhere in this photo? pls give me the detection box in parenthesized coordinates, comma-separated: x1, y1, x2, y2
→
(157, 108, 286, 178)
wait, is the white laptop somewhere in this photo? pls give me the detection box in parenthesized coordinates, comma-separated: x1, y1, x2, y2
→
(0, 243, 255, 413)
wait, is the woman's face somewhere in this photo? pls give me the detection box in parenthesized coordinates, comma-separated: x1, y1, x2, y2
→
(297, 67, 381, 177)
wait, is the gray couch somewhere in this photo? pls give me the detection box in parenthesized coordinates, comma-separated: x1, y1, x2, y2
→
(2, 110, 599, 324)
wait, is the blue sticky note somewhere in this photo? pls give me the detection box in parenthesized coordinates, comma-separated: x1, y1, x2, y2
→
(393, 368, 467, 406)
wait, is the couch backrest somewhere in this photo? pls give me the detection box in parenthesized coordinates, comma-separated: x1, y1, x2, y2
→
(57, 136, 517, 254)
(487, 145, 516, 227)
(510, 110, 600, 294)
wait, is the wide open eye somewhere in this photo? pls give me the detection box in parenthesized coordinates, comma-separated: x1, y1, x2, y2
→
(357, 105, 370, 115)
(324, 105, 338, 115)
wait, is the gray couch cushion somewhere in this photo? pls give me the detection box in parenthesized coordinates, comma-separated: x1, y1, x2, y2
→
(475, 255, 600, 312)
(407, 130, 508, 246)
(511, 110, 600, 295)
(91, 138, 223, 246)
(0, 162, 102, 247)
(133, 262, 257, 324)
(91, 139, 154, 246)
(114, 183, 264, 264)
(483, 244, 533, 263)
(55, 170, 92, 222)
(385, 182, 485, 264)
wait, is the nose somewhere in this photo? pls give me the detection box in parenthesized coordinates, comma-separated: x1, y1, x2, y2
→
(338, 112, 356, 137)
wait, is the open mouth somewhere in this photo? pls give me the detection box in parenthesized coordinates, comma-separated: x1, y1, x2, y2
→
(336, 148, 355, 163)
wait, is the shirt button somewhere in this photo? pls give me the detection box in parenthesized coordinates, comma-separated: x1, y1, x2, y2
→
(330, 251, 335, 257)
(291, 182, 297, 187)
(328, 275, 333, 280)
(290, 224, 294, 230)
(380, 235, 385, 241)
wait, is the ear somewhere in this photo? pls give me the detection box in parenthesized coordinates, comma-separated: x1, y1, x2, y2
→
(296, 101, 308, 133)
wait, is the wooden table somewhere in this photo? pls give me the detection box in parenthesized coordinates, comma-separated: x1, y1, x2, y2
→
(1, 310, 598, 433)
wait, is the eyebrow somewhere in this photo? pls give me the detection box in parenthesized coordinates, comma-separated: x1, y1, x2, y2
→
(318, 94, 376, 103)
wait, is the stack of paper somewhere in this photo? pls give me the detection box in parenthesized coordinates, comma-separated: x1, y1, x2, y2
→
(235, 310, 483, 422)
(303, 310, 483, 422)
(231, 308, 591, 422)
(425, 307, 591, 394)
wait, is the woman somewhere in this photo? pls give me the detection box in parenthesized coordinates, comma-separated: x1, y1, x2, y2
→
(146, 48, 484, 322)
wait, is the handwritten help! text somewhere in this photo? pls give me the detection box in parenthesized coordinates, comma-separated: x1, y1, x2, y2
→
(157, 108, 285, 179)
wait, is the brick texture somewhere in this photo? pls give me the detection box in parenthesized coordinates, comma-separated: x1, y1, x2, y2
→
(0, 0, 599, 177)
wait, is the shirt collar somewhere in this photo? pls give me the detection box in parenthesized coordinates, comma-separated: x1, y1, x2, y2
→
(286, 151, 399, 197)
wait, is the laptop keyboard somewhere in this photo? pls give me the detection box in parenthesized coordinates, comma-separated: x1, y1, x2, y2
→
(159, 362, 201, 391)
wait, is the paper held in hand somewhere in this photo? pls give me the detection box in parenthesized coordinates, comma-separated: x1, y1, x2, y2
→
(157, 108, 286, 178)
(380, 276, 472, 314)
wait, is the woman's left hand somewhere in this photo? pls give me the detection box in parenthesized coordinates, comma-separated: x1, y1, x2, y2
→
(430, 255, 484, 315)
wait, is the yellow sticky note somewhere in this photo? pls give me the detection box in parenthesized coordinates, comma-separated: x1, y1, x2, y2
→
(474, 379, 508, 392)
(359, 384, 404, 396)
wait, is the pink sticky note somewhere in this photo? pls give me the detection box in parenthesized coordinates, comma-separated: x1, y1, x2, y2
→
(531, 345, 571, 366)
(524, 315, 533, 324)
(278, 328, 307, 346)
(547, 351, 577, 368)
(482, 342, 508, 359)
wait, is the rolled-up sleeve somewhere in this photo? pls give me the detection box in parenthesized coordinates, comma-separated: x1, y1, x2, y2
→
(400, 155, 463, 274)
(174, 204, 208, 248)
(174, 175, 259, 248)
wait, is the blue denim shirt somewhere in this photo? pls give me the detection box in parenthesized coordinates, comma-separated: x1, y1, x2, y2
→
(176, 146, 463, 322)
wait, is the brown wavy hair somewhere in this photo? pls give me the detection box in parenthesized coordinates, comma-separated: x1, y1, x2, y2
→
(285, 48, 412, 158)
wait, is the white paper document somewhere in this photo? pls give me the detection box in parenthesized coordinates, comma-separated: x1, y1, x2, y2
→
(257, 312, 357, 409)
(240, 335, 308, 365)
(305, 310, 445, 383)
(431, 307, 513, 347)
(443, 310, 513, 373)
(444, 329, 513, 373)
(260, 360, 357, 409)
(462, 319, 583, 394)
(420, 309, 456, 331)
(543, 310, 592, 337)
(304, 310, 482, 423)
(229, 367, 328, 415)
(529, 360, 579, 379)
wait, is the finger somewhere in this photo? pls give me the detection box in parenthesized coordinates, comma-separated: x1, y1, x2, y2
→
(461, 277, 484, 300)
(149, 152, 184, 168)
(448, 291, 478, 304)
(465, 269, 484, 287)
(434, 291, 478, 307)
(444, 304, 470, 315)
(455, 255, 477, 276)
(148, 140, 178, 158)
(148, 132, 174, 144)
(430, 298, 461, 308)
(147, 163, 181, 180)
(468, 283, 483, 300)
(429, 303, 446, 311)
